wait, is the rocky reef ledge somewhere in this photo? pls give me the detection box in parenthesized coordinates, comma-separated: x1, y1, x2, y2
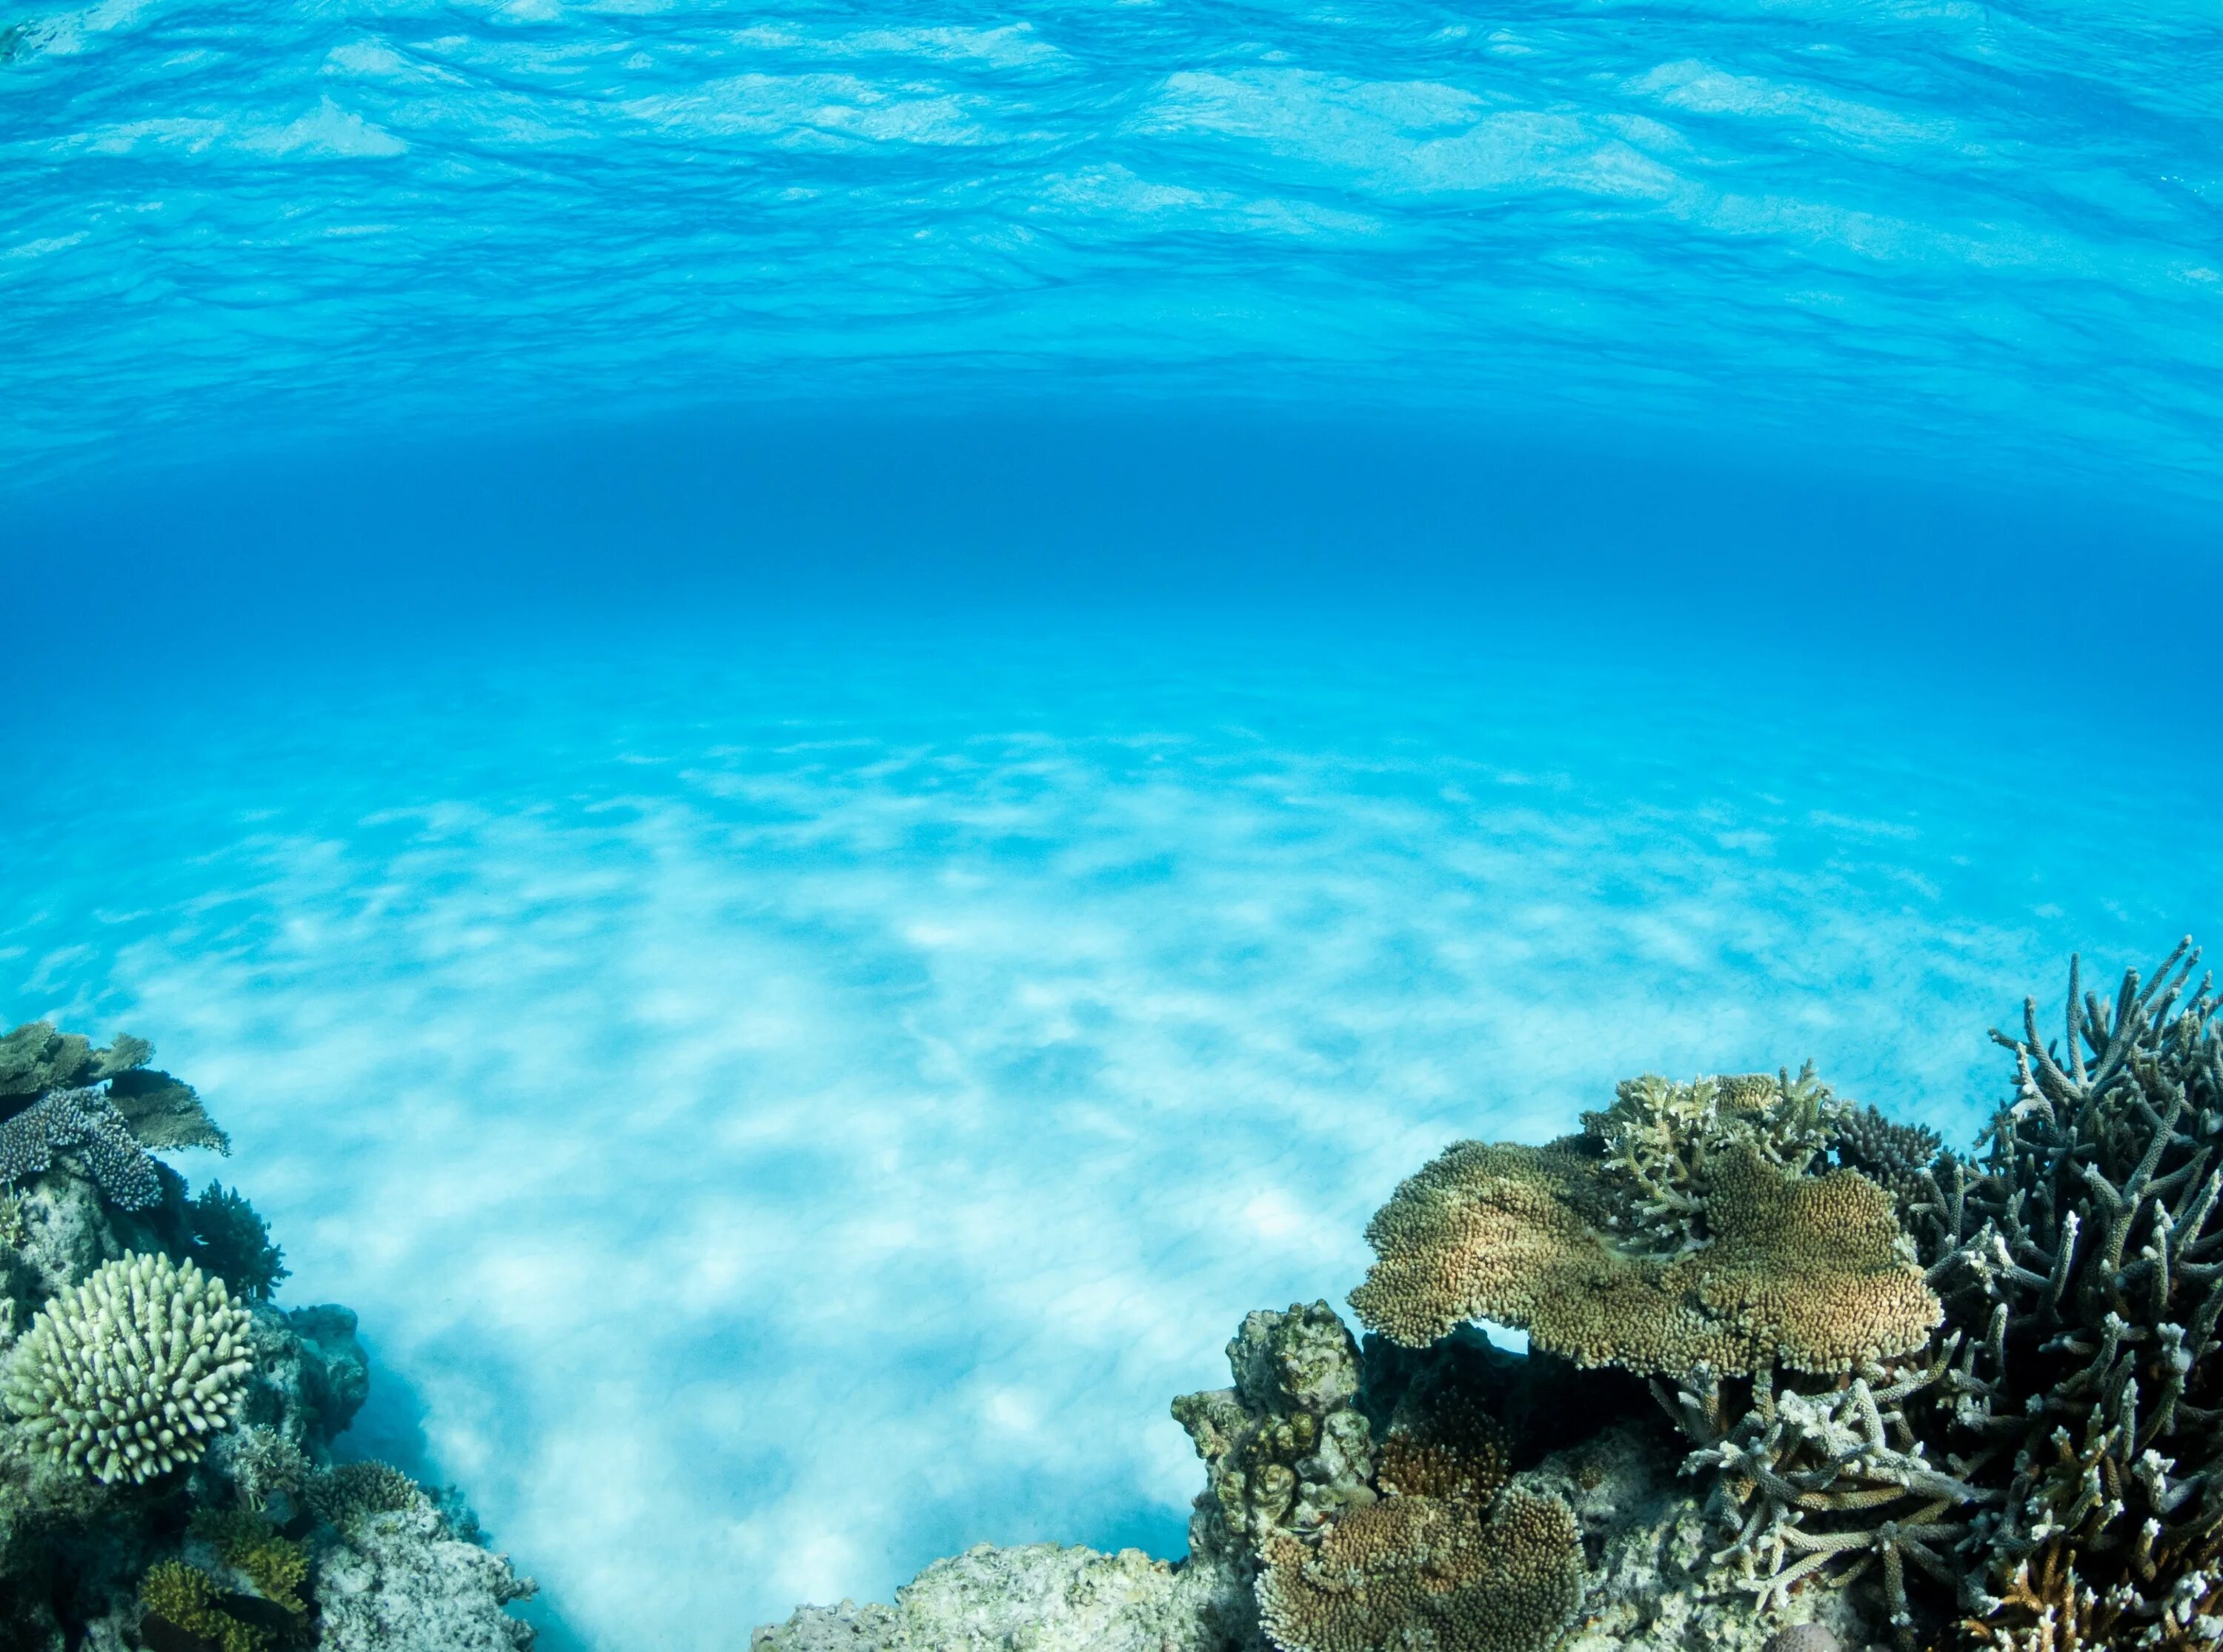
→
(757, 943, 2223, 1652)
(0, 1021, 536, 1651)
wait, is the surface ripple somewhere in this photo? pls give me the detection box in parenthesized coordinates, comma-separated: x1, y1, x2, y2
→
(4, 0, 2220, 491)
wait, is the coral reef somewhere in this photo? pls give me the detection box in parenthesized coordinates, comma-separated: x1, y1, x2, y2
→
(0, 1018, 536, 1651)
(754, 938, 2223, 1652)
(305, 1459, 428, 1531)
(4, 1251, 254, 1484)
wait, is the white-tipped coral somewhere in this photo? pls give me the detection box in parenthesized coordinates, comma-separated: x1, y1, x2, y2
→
(3, 1250, 254, 1484)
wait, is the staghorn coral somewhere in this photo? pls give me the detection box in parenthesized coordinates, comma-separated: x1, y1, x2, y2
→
(1256, 1486, 1584, 1652)
(1636, 942, 2223, 1651)
(4, 1250, 253, 1484)
(1902, 942, 2223, 1648)
(1349, 1133, 1938, 1376)
(1586, 1070, 1851, 1260)
(1658, 1348, 1990, 1642)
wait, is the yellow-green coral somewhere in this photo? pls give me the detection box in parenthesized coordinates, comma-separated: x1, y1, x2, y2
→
(141, 1559, 272, 1652)
(1257, 1487, 1584, 1652)
(190, 1508, 310, 1616)
(1349, 1132, 1937, 1375)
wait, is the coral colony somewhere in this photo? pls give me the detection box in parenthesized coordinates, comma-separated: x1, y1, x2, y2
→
(0, 1024, 536, 1651)
(754, 942, 2223, 1652)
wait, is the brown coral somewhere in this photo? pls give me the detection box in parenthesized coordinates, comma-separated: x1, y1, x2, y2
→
(1256, 1487, 1583, 1652)
(1349, 1135, 1937, 1376)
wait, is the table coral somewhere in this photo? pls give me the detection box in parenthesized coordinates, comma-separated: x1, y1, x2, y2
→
(0, 1020, 229, 1211)
(1348, 1132, 1938, 1376)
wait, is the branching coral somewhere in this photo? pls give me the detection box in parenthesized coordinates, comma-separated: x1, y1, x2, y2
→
(307, 1459, 430, 1531)
(1349, 1131, 1938, 1376)
(189, 1183, 290, 1302)
(0, 1085, 165, 1209)
(1659, 1348, 1993, 1642)
(4, 1250, 254, 1483)
(1624, 943, 2223, 1651)
(1901, 942, 2223, 1648)
(1586, 1070, 1851, 1259)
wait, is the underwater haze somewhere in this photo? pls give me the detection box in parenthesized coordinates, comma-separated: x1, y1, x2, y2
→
(6, 0, 2223, 1648)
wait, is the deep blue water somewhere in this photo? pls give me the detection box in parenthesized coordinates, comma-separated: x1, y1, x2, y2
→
(5, 0, 2223, 1648)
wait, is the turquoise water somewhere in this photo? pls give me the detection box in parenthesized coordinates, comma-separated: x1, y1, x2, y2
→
(5, 0, 2223, 1647)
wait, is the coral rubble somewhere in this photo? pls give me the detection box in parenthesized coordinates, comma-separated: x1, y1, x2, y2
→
(0, 1018, 536, 1651)
(754, 939, 2223, 1652)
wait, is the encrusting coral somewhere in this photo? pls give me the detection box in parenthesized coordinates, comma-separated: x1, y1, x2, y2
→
(4, 1250, 254, 1484)
(1257, 1486, 1584, 1652)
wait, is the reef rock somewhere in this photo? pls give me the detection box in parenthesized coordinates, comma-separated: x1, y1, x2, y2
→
(751, 1542, 1254, 1652)
(316, 1499, 538, 1652)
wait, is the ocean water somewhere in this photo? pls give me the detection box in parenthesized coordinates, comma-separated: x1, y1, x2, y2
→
(5, 0, 2223, 1648)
